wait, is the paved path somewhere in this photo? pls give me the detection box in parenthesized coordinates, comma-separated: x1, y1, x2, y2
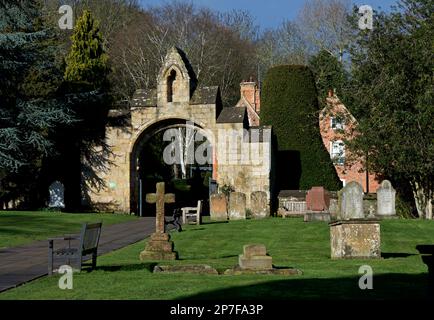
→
(0, 217, 155, 293)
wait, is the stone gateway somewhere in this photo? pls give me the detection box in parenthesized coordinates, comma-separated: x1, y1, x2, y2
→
(83, 47, 271, 214)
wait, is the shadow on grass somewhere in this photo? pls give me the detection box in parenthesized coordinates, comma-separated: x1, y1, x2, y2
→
(180, 273, 434, 300)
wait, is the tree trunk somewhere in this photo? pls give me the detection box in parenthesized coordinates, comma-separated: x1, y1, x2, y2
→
(411, 180, 433, 219)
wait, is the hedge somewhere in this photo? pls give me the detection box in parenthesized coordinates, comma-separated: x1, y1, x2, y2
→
(261, 65, 341, 191)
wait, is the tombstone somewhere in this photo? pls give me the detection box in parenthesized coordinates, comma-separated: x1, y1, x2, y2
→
(139, 182, 178, 261)
(250, 191, 269, 219)
(340, 181, 364, 220)
(228, 192, 246, 220)
(238, 244, 273, 270)
(306, 187, 330, 212)
(210, 193, 228, 221)
(377, 180, 396, 217)
(330, 181, 381, 259)
(48, 181, 65, 209)
(330, 220, 381, 259)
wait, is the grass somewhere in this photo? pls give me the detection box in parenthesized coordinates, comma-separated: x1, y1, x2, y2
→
(1, 217, 434, 300)
(0, 211, 137, 248)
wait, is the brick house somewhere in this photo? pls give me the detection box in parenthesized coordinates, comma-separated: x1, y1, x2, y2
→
(319, 90, 380, 192)
(235, 79, 380, 193)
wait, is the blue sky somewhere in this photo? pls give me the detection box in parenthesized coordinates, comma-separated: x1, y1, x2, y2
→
(139, 0, 400, 30)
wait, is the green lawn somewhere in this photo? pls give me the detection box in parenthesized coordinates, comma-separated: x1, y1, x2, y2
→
(0, 211, 136, 248)
(1, 218, 434, 300)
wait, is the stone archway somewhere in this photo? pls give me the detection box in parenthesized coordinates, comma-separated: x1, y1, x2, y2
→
(84, 47, 271, 214)
(129, 118, 214, 216)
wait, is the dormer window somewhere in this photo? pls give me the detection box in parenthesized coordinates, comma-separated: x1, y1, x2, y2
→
(331, 116, 345, 130)
(167, 69, 177, 102)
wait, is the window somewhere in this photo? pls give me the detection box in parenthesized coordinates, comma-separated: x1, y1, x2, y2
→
(331, 140, 345, 165)
(167, 69, 177, 102)
(330, 116, 345, 130)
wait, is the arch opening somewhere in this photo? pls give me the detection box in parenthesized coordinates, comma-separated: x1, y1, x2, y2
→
(130, 119, 214, 217)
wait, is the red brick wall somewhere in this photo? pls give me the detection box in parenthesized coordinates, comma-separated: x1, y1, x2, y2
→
(319, 96, 381, 192)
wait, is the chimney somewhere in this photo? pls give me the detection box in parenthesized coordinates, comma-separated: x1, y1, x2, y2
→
(240, 77, 261, 114)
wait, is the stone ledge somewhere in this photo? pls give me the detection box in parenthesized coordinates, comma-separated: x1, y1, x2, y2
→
(153, 264, 218, 275)
(224, 266, 302, 276)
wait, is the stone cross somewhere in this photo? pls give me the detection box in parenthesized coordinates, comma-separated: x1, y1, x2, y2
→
(146, 182, 175, 233)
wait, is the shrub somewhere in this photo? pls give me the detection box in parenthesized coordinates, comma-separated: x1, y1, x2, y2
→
(261, 65, 341, 190)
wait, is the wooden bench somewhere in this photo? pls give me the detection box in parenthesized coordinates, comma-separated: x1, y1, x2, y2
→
(48, 222, 102, 275)
(181, 200, 202, 225)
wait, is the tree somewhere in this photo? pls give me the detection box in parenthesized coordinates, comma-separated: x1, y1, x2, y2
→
(59, 9, 112, 209)
(261, 65, 342, 191)
(347, 0, 434, 218)
(309, 49, 348, 102)
(257, 20, 311, 75)
(0, 1, 74, 207)
(297, 0, 352, 61)
(64, 10, 110, 89)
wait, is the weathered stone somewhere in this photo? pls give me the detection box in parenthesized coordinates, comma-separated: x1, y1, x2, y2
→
(304, 212, 331, 222)
(210, 193, 228, 221)
(243, 244, 267, 258)
(224, 266, 302, 276)
(140, 182, 178, 261)
(153, 264, 218, 275)
(239, 255, 273, 270)
(250, 191, 269, 219)
(228, 192, 246, 220)
(377, 180, 396, 217)
(329, 220, 381, 259)
(340, 181, 365, 220)
(306, 187, 330, 212)
(329, 199, 339, 219)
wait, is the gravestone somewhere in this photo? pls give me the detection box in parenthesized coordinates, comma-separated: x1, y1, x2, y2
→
(48, 181, 65, 209)
(250, 191, 269, 219)
(210, 193, 228, 221)
(306, 187, 330, 211)
(330, 220, 381, 259)
(228, 192, 246, 220)
(377, 180, 396, 217)
(140, 182, 177, 260)
(340, 181, 364, 219)
(239, 244, 272, 270)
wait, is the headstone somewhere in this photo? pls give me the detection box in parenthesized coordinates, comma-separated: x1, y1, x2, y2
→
(329, 198, 339, 219)
(377, 180, 396, 217)
(306, 187, 330, 211)
(210, 193, 228, 221)
(250, 191, 269, 219)
(330, 220, 381, 259)
(228, 192, 246, 220)
(340, 181, 364, 219)
(48, 181, 65, 209)
(238, 244, 273, 270)
(140, 182, 177, 261)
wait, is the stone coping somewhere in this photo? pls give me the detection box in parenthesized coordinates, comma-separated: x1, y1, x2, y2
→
(329, 219, 381, 226)
(152, 264, 303, 276)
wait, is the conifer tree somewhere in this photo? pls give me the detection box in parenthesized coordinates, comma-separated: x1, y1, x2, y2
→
(64, 10, 110, 89)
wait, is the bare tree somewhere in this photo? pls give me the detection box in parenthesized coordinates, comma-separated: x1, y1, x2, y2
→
(297, 0, 352, 61)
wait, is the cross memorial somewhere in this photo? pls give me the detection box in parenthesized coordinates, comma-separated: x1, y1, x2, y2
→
(146, 182, 175, 233)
